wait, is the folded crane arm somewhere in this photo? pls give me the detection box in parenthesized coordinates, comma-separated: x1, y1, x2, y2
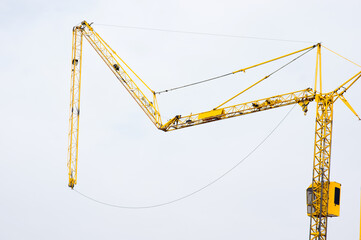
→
(67, 21, 318, 188)
(161, 88, 315, 131)
(67, 21, 361, 240)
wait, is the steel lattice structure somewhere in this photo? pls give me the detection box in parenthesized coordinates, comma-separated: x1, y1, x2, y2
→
(67, 21, 361, 239)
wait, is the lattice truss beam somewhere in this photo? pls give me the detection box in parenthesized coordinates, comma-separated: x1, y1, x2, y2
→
(161, 88, 315, 131)
(67, 27, 83, 188)
(81, 23, 162, 127)
(67, 23, 361, 240)
(309, 94, 334, 240)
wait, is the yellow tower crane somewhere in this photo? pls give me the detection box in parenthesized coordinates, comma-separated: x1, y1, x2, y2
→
(67, 21, 361, 240)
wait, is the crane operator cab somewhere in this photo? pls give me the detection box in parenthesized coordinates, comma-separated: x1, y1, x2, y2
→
(306, 182, 341, 217)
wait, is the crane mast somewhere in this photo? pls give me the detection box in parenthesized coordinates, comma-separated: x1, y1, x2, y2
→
(67, 21, 361, 239)
(309, 93, 334, 240)
(308, 45, 361, 239)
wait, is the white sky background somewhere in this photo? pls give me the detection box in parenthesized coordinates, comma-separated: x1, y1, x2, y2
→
(0, 0, 361, 239)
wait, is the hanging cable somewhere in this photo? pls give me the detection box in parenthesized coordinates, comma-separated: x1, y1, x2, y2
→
(94, 23, 314, 44)
(73, 104, 296, 209)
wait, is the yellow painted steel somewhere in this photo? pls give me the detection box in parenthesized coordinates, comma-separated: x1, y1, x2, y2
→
(336, 94, 361, 120)
(160, 88, 315, 131)
(198, 109, 225, 120)
(214, 75, 269, 110)
(327, 182, 341, 217)
(67, 21, 163, 189)
(216, 45, 316, 109)
(232, 45, 316, 74)
(307, 50, 361, 239)
(83, 21, 155, 95)
(335, 70, 361, 95)
(307, 182, 341, 218)
(322, 45, 361, 68)
(308, 93, 334, 240)
(67, 26, 83, 188)
(81, 21, 162, 127)
(67, 21, 361, 239)
(314, 43, 322, 93)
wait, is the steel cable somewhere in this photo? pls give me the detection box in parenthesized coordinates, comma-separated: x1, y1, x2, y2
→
(155, 72, 233, 94)
(73, 104, 297, 209)
(94, 23, 314, 44)
(156, 45, 315, 95)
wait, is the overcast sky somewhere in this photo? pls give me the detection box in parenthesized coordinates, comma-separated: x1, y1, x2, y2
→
(1, 0, 361, 239)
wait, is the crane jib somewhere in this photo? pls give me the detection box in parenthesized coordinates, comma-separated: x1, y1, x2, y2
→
(67, 21, 361, 240)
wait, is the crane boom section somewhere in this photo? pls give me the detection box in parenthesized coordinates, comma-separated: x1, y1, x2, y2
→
(67, 27, 83, 188)
(309, 93, 334, 240)
(81, 21, 162, 127)
(161, 88, 315, 131)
